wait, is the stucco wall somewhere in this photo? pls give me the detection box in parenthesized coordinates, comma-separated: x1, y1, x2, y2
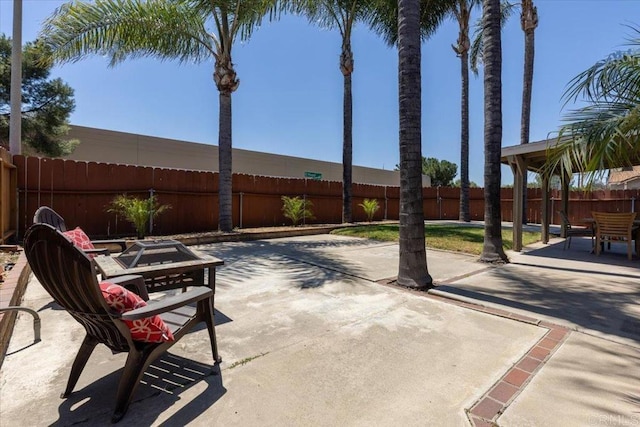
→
(65, 125, 430, 187)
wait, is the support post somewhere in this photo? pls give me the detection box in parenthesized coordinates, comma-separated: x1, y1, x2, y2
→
(541, 173, 550, 244)
(561, 172, 570, 238)
(508, 155, 525, 252)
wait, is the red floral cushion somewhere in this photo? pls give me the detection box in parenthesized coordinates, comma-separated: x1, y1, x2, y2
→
(63, 227, 96, 251)
(100, 281, 174, 343)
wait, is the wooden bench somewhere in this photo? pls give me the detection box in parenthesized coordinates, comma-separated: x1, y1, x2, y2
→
(592, 212, 638, 260)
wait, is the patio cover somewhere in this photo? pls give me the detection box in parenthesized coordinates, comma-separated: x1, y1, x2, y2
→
(501, 139, 572, 251)
(501, 138, 640, 251)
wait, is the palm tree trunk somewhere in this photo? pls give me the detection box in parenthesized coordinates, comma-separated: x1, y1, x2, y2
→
(520, 0, 537, 225)
(218, 92, 233, 232)
(480, 0, 508, 263)
(459, 34, 470, 222)
(397, 0, 431, 288)
(214, 47, 239, 233)
(342, 66, 353, 224)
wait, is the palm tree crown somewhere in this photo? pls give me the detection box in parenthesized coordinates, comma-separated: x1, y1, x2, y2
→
(40, 0, 280, 232)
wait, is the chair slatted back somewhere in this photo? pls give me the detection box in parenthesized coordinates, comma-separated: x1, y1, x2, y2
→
(592, 212, 637, 238)
(24, 224, 130, 352)
(558, 210, 572, 229)
(33, 206, 68, 232)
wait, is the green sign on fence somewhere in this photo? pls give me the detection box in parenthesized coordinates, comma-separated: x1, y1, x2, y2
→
(304, 171, 322, 181)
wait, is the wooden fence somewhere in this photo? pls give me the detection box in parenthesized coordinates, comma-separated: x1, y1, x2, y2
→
(9, 154, 640, 240)
(0, 148, 17, 243)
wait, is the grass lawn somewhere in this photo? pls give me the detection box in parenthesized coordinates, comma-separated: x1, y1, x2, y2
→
(331, 223, 541, 256)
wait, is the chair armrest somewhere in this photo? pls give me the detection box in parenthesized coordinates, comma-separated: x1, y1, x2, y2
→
(107, 275, 149, 301)
(85, 247, 110, 256)
(120, 287, 213, 320)
(91, 239, 128, 253)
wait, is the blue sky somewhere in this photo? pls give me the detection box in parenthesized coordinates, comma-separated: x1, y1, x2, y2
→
(1, 0, 639, 185)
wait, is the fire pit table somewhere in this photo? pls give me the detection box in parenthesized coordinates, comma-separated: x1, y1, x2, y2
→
(94, 239, 224, 294)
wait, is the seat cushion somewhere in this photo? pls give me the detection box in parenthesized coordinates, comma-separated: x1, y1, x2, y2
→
(63, 227, 96, 251)
(100, 281, 175, 343)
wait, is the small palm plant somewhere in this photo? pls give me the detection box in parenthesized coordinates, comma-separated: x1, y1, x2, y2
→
(281, 196, 314, 226)
(359, 198, 380, 222)
(108, 194, 170, 239)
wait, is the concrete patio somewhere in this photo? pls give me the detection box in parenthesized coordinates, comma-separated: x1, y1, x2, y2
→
(1, 231, 638, 426)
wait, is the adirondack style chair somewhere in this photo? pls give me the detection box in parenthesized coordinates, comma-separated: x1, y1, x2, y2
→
(33, 206, 127, 253)
(23, 223, 221, 423)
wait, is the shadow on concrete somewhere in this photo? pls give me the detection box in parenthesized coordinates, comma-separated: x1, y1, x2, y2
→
(522, 236, 640, 269)
(51, 353, 225, 426)
(199, 237, 379, 290)
(437, 237, 640, 344)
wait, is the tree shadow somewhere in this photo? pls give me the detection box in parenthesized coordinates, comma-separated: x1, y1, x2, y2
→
(51, 352, 225, 426)
(199, 236, 387, 290)
(524, 235, 640, 269)
(437, 238, 640, 343)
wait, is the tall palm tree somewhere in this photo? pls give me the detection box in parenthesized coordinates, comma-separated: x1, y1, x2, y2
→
(40, 0, 279, 232)
(367, 0, 455, 287)
(470, 0, 537, 224)
(545, 26, 640, 182)
(519, 1, 537, 153)
(517, 0, 537, 223)
(290, 1, 377, 224)
(396, 0, 431, 287)
(450, 0, 480, 222)
(480, 0, 508, 263)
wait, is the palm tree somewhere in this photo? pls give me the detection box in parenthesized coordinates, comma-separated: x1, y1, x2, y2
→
(396, 0, 431, 288)
(450, 0, 480, 222)
(290, 1, 377, 224)
(367, 0, 455, 287)
(39, 0, 279, 232)
(518, 0, 537, 223)
(480, 0, 508, 263)
(545, 26, 640, 183)
(470, 0, 537, 225)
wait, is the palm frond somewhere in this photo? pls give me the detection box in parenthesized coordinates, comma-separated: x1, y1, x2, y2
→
(368, 0, 457, 46)
(545, 100, 640, 181)
(468, 0, 516, 74)
(40, 0, 214, 66)
(547, 25, 640, 185)
(232, 0, 284, 42)
(562, 47, 640, 105)
(288, 0, 379, 38)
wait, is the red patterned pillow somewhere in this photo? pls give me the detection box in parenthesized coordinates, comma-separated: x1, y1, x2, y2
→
(63, 227, 96, 251)
(100, 281, 174, 343)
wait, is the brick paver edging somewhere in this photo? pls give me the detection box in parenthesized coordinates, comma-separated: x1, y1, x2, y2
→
(426, 292, 571, 427)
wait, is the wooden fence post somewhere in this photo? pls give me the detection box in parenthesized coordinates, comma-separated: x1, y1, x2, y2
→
(0, 148, 17, 244)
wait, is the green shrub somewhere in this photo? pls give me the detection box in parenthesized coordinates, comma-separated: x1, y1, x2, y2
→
(107, 194, 170, 239)
(359, 198, 380, 222)
(281, 196, 314, 226)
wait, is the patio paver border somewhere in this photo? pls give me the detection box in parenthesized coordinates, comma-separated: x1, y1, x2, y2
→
(425, 292, 572, 427)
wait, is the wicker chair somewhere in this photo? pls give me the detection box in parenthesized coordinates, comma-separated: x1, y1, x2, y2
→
(23, 223, 221, 423)
(33, 206, 127, 253)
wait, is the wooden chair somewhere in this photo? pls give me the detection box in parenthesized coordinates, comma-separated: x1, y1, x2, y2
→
(558, 210, 593, 250)
(33, 206, 127, 253)
(23, 223, 221, 423)
(592, 211, 638, 260)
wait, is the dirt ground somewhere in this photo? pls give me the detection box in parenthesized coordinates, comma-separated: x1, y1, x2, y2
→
(0, 249, 20, 283)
